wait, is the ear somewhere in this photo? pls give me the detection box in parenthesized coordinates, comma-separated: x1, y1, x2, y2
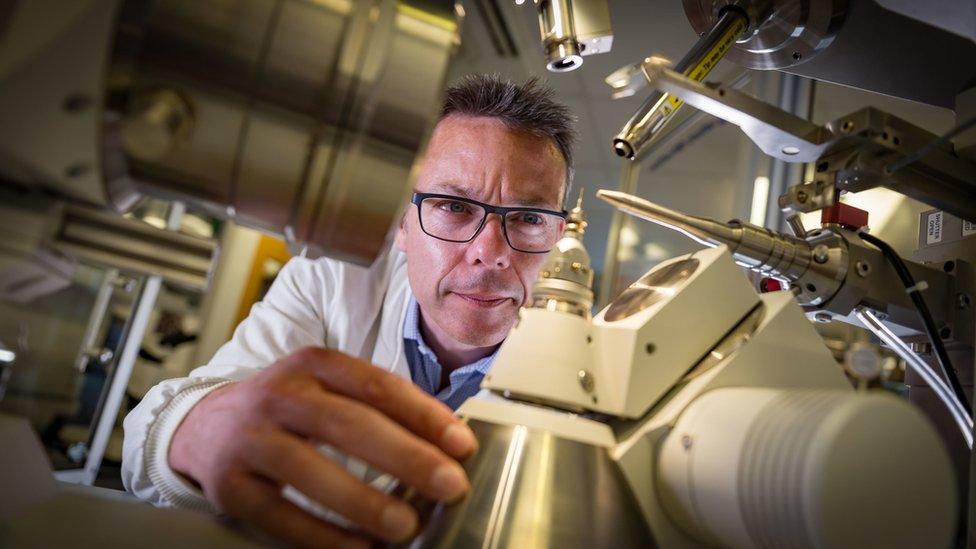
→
(394, 211, 408, 253)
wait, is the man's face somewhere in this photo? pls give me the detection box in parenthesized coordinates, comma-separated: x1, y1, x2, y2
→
(395, 115, 567, 348)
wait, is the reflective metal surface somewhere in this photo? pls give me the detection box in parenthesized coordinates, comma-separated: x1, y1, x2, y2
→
(0, 0, 460, 266)
(102, 0, 461, 264)
(595, 189, 959, 336)
(684, 0, 976, 108)
(525, 0, 613, 73)
(684, 0, 848, 71)
(612, 9, 746, 159)
(604, 258, 700, 322)
(629, 60, 976, 221)
(403, 419, 653, 548)
(530, 194, 594, 317)
(595, 190, 841, 306)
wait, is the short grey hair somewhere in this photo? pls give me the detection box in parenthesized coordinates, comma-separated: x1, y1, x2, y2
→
(440, 74, 577, 199)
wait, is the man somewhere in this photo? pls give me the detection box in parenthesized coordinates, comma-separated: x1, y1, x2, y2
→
(122, 74, 576, 548)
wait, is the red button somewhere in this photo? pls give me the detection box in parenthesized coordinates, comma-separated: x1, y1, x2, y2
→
(759, 277, 783, 293)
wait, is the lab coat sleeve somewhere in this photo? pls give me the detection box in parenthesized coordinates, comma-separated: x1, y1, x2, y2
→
(121, 256, 336, 509)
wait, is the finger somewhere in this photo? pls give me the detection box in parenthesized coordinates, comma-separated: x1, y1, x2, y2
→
(270, 389, 470, 503)
(244, 430, 419, 543)
(292, 348, 477, 458)
(220, 474, 368, 549)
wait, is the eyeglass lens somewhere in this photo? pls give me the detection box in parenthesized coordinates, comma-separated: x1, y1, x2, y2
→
(419, 196, 562, 253)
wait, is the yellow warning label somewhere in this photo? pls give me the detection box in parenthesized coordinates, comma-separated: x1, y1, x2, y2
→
(663, 17, 747, 115)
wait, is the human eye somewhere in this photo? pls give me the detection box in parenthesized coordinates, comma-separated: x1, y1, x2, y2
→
(515, 212, 544, 225)
(433, 199, 472, 214)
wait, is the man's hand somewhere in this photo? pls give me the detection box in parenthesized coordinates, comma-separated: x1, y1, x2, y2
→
(168, 347, 478, 547)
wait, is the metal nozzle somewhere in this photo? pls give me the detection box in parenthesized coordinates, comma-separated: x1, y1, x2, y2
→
(596, 189, 817, 283)
(527, 0, 614, 73)
(536, 0, 584, 73)
(612, 139, 634, 159)
(546, 40, 583, 72)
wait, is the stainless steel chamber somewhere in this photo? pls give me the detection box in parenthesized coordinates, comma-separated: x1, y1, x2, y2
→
(403, 419, 653, 548)
(0, 0, 462, 265)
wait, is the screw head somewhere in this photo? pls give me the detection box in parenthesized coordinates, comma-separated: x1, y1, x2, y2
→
(957, 293, 971, 310)
(814, 311, 832, 323)
(813, 245, 829, 264)
(578, 370, 595, 393)
(855, 260, 871, 277)
(681, 435, 693, 450)
(796, 190, 809, 203)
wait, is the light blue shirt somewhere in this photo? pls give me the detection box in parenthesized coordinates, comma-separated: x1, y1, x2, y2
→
(402, 297, 497, 411)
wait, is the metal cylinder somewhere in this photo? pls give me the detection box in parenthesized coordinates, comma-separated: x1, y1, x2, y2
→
(683, 0, 847, 70)
(403, 419, 652, 547)
(657, 387, 957, 549)
(612, 7, 747, 159)
(0, 0, 461, 266)
(536, 0, 584, 72)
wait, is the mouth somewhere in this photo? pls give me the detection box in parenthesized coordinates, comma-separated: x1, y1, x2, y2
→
(451, 292, 515, 308)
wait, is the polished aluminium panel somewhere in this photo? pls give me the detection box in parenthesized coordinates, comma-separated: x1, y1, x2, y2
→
(404, 419, 653, 548)
(107, 0, 461, 264)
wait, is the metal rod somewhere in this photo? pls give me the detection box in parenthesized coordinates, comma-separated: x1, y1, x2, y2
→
(74, 202, 184, 485)
(596, 189, 816, 282)
(72, 268, 118, 372)
(612, 8, 748, 159)
(596, 189, 739, 248)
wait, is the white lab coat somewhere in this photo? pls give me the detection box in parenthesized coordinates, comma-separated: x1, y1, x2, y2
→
(121, 247, 414, 512)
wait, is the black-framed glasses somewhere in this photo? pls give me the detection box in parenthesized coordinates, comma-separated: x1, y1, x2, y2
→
(411, 192, 567, 254)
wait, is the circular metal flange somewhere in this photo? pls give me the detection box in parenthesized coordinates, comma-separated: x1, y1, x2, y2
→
(682, 0, 849, 70)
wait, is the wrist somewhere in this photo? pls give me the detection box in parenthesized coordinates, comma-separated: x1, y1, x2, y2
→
(168, 383, 233, 485)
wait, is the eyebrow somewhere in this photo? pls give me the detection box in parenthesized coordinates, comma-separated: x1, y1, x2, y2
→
(426, 182, 559, 209)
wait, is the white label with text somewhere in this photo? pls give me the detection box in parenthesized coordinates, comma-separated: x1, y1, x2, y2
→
(926, 211, 943, 244)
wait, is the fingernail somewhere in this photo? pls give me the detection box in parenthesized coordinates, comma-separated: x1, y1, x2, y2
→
(441, 423, 478, 456)
(429, 462, 469, 502)
(382, 503, 418, 542)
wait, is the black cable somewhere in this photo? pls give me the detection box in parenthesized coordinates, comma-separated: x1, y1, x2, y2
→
(885, 116, 976, 175)
(857, 230, 970, 410)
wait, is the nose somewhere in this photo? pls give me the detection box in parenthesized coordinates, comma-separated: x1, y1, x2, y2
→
(465, 214, 512, 269)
